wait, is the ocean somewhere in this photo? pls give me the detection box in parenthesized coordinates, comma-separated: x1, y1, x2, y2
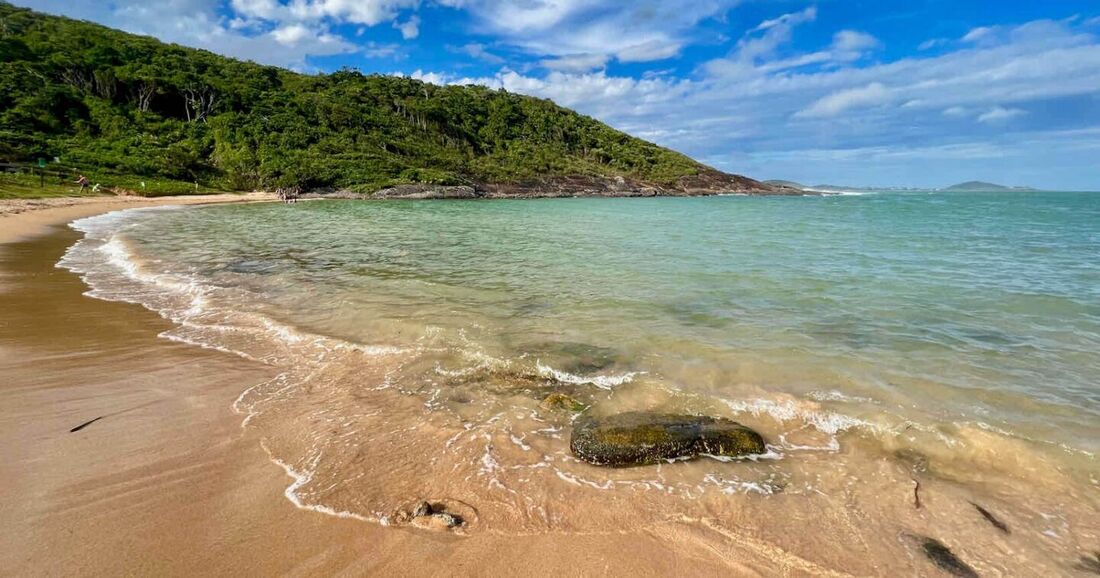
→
(58, 191, 1099, 568)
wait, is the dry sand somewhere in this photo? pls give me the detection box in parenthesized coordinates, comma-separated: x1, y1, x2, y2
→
(0, 197, 783, 577)
(0, 193, 277, 243)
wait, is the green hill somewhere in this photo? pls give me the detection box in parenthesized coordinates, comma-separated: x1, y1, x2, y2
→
(0, 2, 785, 197)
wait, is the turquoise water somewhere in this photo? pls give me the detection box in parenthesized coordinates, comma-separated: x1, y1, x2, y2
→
(59, 191, 1100, 545)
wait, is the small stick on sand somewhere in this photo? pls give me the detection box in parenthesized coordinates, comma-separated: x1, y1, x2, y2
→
(70, 416, 104, 433)
(913, 479, 922, 509)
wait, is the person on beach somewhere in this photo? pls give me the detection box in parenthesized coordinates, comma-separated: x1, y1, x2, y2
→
(75, 174, 89, 192)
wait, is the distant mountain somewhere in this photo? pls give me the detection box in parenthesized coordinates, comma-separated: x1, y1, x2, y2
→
(810, 184, 872, 192)
(764, 180, 923, 192)
(764, 179, 806, 189)
(943, 181, 1038, 192)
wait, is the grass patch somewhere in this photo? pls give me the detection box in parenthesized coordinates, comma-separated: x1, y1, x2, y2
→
(0, 170, 231, 199)
(0, 171, 102, 199)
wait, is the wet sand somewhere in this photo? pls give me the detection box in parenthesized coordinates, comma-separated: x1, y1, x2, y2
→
(0, 202, 777, 576)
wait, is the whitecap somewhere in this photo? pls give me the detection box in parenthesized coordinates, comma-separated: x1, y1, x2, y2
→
(535, 360, 641, 390)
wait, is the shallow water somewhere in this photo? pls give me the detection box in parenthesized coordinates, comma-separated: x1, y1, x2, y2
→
(59, 192, 1100, 573)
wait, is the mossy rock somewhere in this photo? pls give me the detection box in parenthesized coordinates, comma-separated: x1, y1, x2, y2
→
(541, 392, 588, 413)
(570, 412, 766, 467)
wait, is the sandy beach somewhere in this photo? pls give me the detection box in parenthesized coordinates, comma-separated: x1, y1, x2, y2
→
(0, 197, 796, 577)
(4, 195, 1097, 577)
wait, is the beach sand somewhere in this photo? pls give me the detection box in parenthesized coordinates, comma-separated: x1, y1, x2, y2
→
(0, 198, 773, 576)
(6, 197, 1094, 577)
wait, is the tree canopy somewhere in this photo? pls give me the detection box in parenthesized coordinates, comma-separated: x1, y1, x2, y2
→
(0, 2, 712, 193)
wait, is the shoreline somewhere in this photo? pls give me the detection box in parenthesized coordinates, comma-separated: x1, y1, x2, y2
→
(0, 197, 770, 575)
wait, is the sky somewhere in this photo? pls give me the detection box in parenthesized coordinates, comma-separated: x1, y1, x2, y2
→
(15, 0, 1100, 190)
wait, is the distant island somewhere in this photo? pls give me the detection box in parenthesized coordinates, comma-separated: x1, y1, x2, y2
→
(942, 181, 1039, 192)
(0, 3, 796, 198)
(765, 179, 1041, 193)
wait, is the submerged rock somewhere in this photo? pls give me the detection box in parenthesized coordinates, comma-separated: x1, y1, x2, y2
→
(570, 412, 766, 467)
(393, 500, 468, 531)
(541, 392, 588, 413)
(911, 535, 979, 578)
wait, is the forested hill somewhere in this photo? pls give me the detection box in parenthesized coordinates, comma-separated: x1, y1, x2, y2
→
(0, 3, 789, 197)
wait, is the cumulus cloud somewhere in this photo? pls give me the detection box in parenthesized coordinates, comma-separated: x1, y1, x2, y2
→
(271, 23, 312, 45)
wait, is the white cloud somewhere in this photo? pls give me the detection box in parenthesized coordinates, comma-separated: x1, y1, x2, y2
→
(832, 30, 879, 53)
(752, 6, 817, 33)
(454, 0, 738, 63)
(617, 40, 683, 63)
(942, 106, 969, 117)
(272, 23, 312, 45)
(977, 106, 1026, 123)
(284, 0, 420, 26)
(796, 82, 893, 118)
(230, 0, 280, 20)
(540, 53, 609, 72)
(962, 26, 995, 43)
(394, 15, 419, 39)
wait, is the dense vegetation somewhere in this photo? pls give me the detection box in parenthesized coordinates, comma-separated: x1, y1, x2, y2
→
(0, 2, 712, 194)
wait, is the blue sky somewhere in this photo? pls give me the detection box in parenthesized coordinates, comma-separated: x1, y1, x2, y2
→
(17, 0, 1100, 190)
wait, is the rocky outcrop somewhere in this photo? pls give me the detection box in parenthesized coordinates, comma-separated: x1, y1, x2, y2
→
(370, 184, 480, 199)
(570, 412, 766, 467)
(477, 171, 803, 198)
(313, 170, 805, 200)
